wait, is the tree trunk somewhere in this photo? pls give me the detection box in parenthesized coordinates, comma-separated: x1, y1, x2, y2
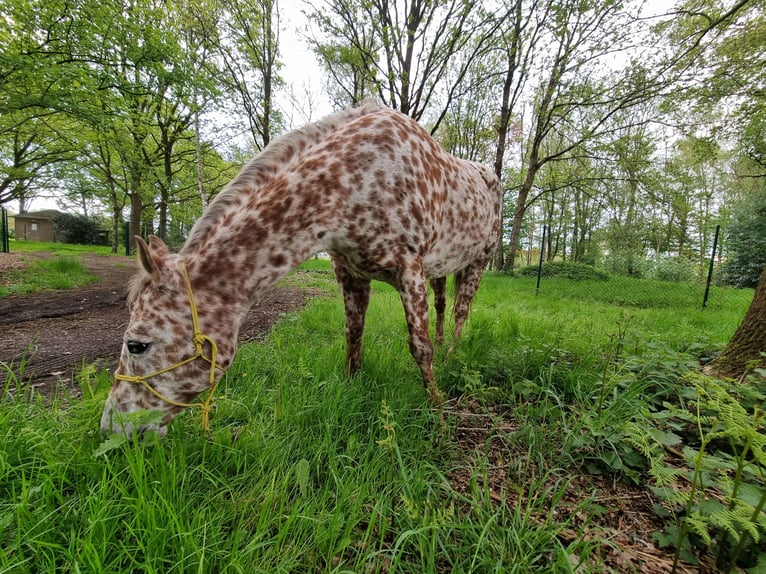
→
(129, 189, 143, 251)
(706, 263, 766, 379)
(194, 95, 207, 210)
(491, 53, 515, 270)
(505, 165, 537, 270)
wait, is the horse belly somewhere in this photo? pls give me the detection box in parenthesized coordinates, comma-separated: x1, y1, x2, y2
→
(421, 194, 499, 278)
(421, 237, 489, 278)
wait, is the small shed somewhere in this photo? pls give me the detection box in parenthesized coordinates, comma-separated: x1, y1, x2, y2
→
(14, 209, 63, 242)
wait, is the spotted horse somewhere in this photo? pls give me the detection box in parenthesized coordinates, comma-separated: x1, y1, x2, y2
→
(100, 101, 502, 436)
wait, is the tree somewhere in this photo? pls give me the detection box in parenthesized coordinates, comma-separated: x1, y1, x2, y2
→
(722, 188, 766, 288)
(488, 0, 540, 269)
(308, 4, 380, 109)
(0, 0, 90, 209)
(706, 263, 766, 379)
(215, 0, 282, 151)
(435, 65, 497, 163)
(307, 0, 500, 130)
(503, 0, 666, 270)
(0, 112, 75, 211)
(662, 0, 766, 379)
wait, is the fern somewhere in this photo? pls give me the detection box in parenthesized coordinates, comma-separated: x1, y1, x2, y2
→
(683, 513, 713, 546)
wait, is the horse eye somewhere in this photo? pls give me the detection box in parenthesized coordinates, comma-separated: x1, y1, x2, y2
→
(126, 340, 152, 355)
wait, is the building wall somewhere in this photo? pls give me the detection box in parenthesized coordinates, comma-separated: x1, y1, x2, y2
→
(14, 217, 57, 242)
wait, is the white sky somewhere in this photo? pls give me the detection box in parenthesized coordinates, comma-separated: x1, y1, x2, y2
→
(276, 0, 333, 123)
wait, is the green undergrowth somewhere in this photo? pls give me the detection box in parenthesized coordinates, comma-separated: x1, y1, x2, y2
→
(518, 260, 609, 281)
(0, 263, 761, 572)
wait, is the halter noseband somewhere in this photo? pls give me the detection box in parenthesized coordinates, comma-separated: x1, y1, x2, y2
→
(114, 261, 227, 432)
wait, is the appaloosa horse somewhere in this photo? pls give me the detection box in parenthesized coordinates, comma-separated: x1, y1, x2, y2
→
(100, 101, 502, 435)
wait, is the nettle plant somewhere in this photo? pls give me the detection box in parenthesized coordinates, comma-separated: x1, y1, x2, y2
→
(634, 370, 766, 572)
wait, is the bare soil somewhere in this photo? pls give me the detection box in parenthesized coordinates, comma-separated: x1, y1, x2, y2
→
(0, 251, 313, 396)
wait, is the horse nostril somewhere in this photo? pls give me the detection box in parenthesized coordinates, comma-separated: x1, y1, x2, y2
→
(126, 340, 152, 355)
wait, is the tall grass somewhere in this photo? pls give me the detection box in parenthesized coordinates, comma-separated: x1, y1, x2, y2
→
(0, 264, 758, 572)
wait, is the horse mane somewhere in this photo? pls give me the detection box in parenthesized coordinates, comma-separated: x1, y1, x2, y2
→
(182, 100, 384, 252)
(126, 272, 150, 309)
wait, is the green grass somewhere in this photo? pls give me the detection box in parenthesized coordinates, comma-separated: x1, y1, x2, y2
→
(7, 239, 114, 256)
(0, 263, 761, 572)
(0, 256, 97, 297)
(0, 241, 111, 297)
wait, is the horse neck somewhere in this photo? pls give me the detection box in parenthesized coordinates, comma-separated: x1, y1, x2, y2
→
(180, 183, 323, 324)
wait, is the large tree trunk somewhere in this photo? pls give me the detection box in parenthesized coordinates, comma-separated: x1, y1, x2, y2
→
(706, 263, 766, 379)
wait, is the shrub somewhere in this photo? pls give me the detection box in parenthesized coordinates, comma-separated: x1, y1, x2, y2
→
(654, 256, 698, 283)
(52, 213, 105, 245)
(601, 250, 650, 278)
(518, 261, 609, 281)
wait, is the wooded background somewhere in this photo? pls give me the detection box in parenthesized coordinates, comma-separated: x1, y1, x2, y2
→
(1, 0, 764, 286)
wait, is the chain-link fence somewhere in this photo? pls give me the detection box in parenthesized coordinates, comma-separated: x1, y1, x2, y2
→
(512, 225, 755, 314)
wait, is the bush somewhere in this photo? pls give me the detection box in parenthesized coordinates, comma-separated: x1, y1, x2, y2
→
(653, 256, 698, 283)
(518, 261, 609, 281)
(52, 213, 105, 245)
(721, 189, 766, 288)
(600, 250, 650, 278)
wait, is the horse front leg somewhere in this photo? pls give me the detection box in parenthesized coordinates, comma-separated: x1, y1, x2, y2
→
(332, 260, 371, 377)
(398, 261, 443, 405)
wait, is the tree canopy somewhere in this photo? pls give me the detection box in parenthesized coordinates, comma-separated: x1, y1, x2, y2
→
(0, 0, 762, 275)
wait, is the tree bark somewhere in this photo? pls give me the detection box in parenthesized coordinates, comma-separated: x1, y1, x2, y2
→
(706, 263, 766, 379)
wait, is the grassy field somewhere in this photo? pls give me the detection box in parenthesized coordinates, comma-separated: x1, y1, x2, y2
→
(1, 259, 762, 573)
(6, 240, 114, 256)
(0, 240, 111, 297)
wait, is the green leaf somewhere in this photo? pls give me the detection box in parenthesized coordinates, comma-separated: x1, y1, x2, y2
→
(295, 458, 310, 496)
(648, 427, 682, 448)
(93, 433, 129, 457)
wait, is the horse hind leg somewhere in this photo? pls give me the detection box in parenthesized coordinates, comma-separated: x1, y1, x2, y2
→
(429, 277, 447, 346)
(397, 260, 443, 405)
(332, 259, 371, 377)
(449, 261, 487, 356)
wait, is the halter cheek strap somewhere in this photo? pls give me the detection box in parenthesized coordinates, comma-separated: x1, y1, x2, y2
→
(114, 261, 227, 432)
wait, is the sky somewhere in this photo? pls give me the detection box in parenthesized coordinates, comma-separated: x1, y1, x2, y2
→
(276, 0, 334, 122)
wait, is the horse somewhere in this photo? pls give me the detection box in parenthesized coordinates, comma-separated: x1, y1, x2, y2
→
(100, 101, 502, 436)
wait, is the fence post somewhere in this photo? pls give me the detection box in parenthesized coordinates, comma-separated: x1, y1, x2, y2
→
(536, 224, 547, 295)
(1, 206, 8, 253)
(702, 224, 721, 310)
(124, 221, 131, 256)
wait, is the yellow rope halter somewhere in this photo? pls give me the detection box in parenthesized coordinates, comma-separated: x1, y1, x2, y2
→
(114, 261, 227, 432)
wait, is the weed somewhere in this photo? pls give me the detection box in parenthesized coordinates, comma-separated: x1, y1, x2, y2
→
(642, 372, 766, 572)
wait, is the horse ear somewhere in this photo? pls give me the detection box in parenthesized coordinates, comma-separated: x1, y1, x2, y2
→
(135, 235, 167, 283)
(147, 235, 170, 257)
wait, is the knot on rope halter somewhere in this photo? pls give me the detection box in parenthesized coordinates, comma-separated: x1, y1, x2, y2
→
(114, 261, 227, 433)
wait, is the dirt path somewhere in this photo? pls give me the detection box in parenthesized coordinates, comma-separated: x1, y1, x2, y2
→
(0, 252, 314, 397)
